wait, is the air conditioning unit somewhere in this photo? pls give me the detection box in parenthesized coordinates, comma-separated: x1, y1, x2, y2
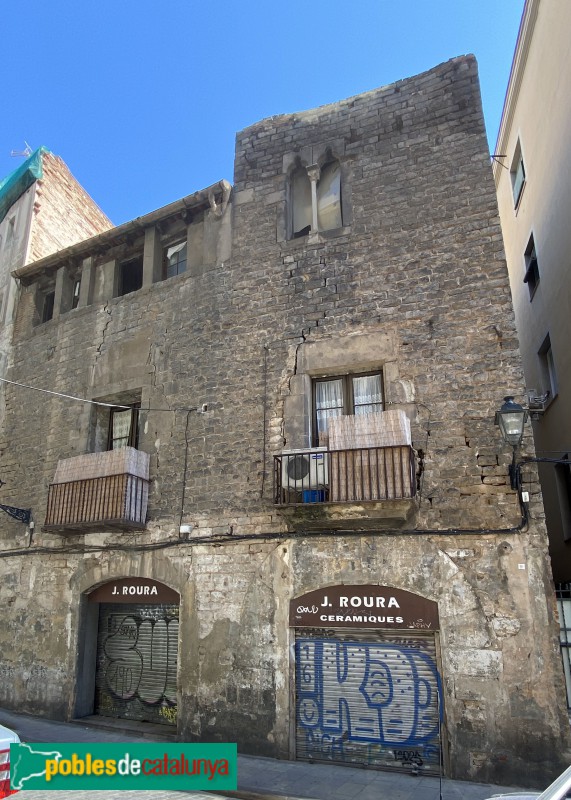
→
(281, 448, 328, 491)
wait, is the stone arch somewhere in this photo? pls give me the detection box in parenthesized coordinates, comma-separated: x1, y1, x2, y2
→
(68, 551, 191, 723)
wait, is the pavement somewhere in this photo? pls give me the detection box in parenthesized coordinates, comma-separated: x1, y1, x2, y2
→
(0, 707, 531, 800)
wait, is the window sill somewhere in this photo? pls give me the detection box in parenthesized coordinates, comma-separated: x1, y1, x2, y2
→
(282, 226, 351, 249)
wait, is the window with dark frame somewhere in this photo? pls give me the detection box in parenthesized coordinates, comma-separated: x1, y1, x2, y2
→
(163, 240, 187, 279)
(107, 404, 140, 450)
(523, 235, 539, 299)
(118, 256, 143, 296)
(511, 141, 526, 208)
(313, 372, 384, 446)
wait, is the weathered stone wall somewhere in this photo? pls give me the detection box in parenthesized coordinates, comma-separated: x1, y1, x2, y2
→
(0, 56, 569, 787)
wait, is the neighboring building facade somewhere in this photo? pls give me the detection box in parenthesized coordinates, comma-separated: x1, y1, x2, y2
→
(0, 57, 569, 787)
(493, 0, 571, 708)
(0, 147, 112, 373)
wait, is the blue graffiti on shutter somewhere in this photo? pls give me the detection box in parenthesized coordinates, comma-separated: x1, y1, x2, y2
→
(296, 638, 441, 750)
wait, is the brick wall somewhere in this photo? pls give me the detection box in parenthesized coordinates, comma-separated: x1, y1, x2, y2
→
(28, 152, 112, 263)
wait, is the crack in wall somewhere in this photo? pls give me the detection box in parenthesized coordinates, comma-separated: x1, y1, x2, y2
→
(95, 302, 112, 359)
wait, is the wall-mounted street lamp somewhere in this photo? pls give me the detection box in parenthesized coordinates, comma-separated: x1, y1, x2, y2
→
(495, 396, 528, 489)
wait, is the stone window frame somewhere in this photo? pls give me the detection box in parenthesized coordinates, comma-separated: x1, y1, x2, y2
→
(283, 332, 403, 451)
(279, 140, 353, 244)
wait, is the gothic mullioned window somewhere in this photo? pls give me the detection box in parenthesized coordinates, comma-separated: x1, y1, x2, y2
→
(291, 159, 343, 238)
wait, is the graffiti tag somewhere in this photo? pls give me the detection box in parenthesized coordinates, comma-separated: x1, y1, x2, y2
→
(296, 638, 442, 766)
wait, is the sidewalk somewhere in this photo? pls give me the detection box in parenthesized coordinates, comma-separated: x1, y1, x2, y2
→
(0, 707, 528, 800)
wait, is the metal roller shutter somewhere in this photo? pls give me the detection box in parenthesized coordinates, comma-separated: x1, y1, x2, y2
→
(295, 628, 442, 775)
(95, 603, 179, 726)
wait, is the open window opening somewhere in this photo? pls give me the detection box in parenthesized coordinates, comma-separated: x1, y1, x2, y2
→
(42, 291, 55, 323)
(118, 256, 143, 296)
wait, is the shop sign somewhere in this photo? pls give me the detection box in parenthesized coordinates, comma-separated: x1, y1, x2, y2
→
(290, 585, 439, 630)
(88, 578, 180, 604)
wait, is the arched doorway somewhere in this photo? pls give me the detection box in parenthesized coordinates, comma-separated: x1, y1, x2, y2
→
(79, 578, 180, 727)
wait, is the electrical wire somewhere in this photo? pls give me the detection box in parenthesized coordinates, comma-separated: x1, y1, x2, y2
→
(0, 377, 131, 409)
(0, 376, 199, 413)
(0, 463, 530, 560)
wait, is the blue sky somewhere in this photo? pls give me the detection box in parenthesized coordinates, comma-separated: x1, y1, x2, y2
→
(2, 1, 524, 225)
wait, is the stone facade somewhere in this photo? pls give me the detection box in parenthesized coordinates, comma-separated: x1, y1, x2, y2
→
(0, 56, 569, 787)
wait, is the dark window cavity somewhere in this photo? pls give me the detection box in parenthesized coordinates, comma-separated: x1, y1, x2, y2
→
(524, 235, 539, 299)
(119, 256, 143, 296)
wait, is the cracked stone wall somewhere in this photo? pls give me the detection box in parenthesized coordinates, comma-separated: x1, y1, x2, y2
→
(0, 56, 569, 787)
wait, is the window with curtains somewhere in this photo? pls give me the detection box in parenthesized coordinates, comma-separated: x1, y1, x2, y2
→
(313, 372, 384, 446)
(107, 404, 140, 450)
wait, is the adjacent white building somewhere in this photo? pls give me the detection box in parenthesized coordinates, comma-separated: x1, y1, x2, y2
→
(494, 0, 571, 707)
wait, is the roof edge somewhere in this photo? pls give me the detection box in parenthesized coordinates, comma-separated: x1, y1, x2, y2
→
(493, 0, 539, 185)
(13, 179, 232, 281)
(236, 54, 477, 138)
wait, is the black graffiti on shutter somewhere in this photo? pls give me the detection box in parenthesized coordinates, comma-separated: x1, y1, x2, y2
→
(102, 612, 178, 708)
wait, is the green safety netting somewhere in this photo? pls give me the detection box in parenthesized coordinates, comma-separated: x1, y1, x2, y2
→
(0, 147, 50, 225)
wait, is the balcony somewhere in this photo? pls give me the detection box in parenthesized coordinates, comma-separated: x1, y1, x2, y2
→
(274, 445, 416, 529)
(43, 447, 150, 533)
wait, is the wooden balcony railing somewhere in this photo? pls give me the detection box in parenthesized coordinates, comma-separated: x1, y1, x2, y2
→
(44, 472, 149, 532)
(274, 445, 416, 506)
